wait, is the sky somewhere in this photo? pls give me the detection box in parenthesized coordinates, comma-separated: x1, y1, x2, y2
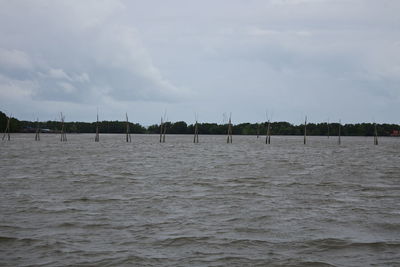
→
(0, 0, 399, 125)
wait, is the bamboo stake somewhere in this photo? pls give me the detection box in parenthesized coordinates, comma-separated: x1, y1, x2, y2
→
(62, 115, 67, 141)
(230, 117, 232, 143)
(60, 113, 67, 142)
(35, 118, 40, 141)
(159, 111, 167, 143)
(193, 120, 199, 143)
(94, 112, 99, 142)
(338, 120, 341, 145)
(327, 119, 330, 139)
(374, 123, 378, 145)
(226, 125, 229, 143)
(226, 115, 232, 143)
(196, 123, 199, 143)
(126, 113, 131, 142)
(159, 117, 163, 143)
(266, 120, 271, 144)
(2, 114, 11, 141)
(162, 119, 167, 143)
(304, 116, 307, 145)
(60, 114, 63, 141)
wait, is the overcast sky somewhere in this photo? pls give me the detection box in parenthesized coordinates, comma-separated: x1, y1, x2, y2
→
(0, 0, 399, 124)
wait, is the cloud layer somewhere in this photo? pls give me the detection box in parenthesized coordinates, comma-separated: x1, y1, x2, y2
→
(0, 0, 399, 123)
(0, 1, 186, 119)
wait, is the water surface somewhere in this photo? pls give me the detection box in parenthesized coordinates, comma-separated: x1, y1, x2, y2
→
(1, 134, 399, 266)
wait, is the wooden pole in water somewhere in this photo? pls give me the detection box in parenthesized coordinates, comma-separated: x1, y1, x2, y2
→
(196, 122, 199, 143)
(226, 115, 232, 143)
(2, 114, 11, 141)
(374, 123, 378, 145)
(60, 113, 67, 142)
(193, 120, 199, 143)
(226, 119, 230, 143)
(226, 120, 229, 143)
(327, 119, 330, 139)
(35, 118, 40, 141)
(230, 115, 232, 143)
(266, 120, 271, 144)
(159, 117, 163, 143)
(338, 120, 341, 145)
(126, 113, 131, 143)
(162, 119, 167, 143)
(60, 114, 63, 141)
(94, 112, 99, 142)
(265, 121, 268, 144)
(304, 116, 307, 145)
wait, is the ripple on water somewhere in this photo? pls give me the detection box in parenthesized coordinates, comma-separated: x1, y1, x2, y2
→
(1, 134, 400, 266)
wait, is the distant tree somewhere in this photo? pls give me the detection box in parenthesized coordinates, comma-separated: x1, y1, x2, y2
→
(1, 110, 399, 136)
(169, 121, 187, 134)
(146, 124, 159, 134)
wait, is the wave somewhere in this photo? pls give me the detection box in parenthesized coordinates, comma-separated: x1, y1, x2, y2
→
(157, 236, 210, 246)
(303, 238, 400, 250)
(0, 236, 38, 244)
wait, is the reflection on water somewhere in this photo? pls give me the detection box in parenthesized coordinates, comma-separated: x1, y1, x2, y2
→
(1, 134, 399, 266)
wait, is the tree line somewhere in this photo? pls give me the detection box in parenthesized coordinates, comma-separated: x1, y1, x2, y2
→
(1, 111, 399, 136)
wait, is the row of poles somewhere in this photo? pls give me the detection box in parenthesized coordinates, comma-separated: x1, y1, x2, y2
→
(2, 114, 380, 145)
(302, 116, 378, 145)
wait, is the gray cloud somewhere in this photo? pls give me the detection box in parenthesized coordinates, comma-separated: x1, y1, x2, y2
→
(0, 0, 399, 123)
(0, 0, 187, 107)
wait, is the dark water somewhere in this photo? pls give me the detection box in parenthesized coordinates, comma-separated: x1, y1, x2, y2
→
(1, 134, 399, 266)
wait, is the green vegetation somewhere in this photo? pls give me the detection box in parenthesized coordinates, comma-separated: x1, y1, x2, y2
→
(0, 111, 22, 133)
(1, 111, 399, 136)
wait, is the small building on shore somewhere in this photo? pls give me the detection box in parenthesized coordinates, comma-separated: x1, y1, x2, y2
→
(390, 130, 400, 137)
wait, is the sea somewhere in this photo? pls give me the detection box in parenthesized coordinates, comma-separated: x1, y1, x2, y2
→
(1, 134, 399, 266)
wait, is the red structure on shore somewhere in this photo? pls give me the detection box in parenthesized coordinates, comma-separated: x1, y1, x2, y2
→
(390, 130, 400, 137)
